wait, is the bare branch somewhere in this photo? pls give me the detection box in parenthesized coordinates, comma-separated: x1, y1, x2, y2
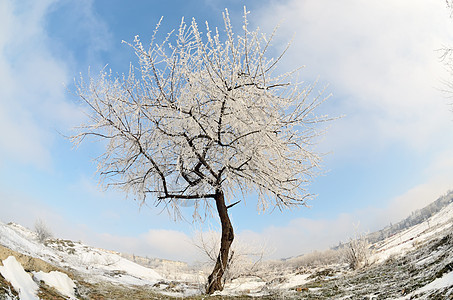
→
(226, 200, 241, 209)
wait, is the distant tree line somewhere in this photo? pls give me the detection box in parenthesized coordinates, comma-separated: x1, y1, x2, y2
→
(366, 190, 453, 244)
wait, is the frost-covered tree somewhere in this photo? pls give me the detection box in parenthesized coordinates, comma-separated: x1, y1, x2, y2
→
(72, 8, 329, 293)
(34, 219, 53, 243)
(344, 227, 370, 270)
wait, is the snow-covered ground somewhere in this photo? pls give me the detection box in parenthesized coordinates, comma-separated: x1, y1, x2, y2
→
(0, 199, 452, 298)
(372, 200, 453, 263)
(0, 221, 165, 298)
(0, 222, 162, 287)
(34, 270, 77, 299)
(0, 255, 77, 300)
(0, 256, 39, 300)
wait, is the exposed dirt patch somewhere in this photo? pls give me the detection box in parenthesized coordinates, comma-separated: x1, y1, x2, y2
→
(0, 244, 66, 274)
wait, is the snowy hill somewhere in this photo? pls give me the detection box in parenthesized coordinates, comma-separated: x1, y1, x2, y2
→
(0, 221, 174, 299)
(367, 190, 453, 244)
(0, 197, 453, 298)
(0, 222, 163, 285)
(372, 196, 453, 264)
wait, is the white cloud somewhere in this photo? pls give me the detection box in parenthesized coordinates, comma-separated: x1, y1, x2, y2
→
(0, 0, 112, 170)
(85, 229, 202, 263)
(0, 0, 74, 169)
(238, 214, 354, 259)
(383, 182, 452, 222)
(255, 0, 453, 156)
(143, 229, 199, 260)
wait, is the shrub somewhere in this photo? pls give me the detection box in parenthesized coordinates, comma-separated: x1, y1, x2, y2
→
(34, 219, 53, 243)
(344, 231, 370, 270)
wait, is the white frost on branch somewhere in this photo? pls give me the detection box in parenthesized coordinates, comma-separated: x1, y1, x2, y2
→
(72, 8, 330, 218)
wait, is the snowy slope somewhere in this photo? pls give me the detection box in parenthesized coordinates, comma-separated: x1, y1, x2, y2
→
(372, 200, 453, 263)
(0, 221, 162, 287)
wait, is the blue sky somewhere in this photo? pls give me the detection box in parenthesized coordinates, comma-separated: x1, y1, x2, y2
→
(1, 0, 453, 262)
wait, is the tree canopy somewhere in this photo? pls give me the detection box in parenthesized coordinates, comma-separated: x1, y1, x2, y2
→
(72, 8, 330, 292)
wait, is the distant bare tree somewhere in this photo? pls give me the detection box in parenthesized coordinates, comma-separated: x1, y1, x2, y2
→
(72, 8, 330, 293)
(34, 219, 52, 243)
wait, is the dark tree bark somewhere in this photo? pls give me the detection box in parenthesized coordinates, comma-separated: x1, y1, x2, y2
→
(206, 190, 234, 294)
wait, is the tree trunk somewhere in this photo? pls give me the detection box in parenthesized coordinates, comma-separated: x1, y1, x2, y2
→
(206, 190, 234, 294)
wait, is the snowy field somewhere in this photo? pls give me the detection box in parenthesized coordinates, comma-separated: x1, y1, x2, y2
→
(0, 201, 453, 299)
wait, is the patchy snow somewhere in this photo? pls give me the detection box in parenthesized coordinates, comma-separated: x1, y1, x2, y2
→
(278, 273, 311, 289)
(415, 251, 439, 267)
(0, 256, 38, 300)
(213, 276, 267, 296)
(228, 277, 266, 291)
(159, 285, 201, 298)
(415, 270, 453, 295)
(34, 270, 76, 299)
(396, 270, 453, 299)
